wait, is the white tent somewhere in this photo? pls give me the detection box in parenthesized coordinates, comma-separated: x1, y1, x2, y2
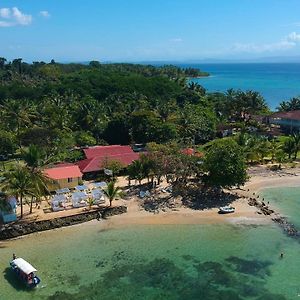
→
(51, 195, 67, 212)
(75, 185, 89, 191)
(91, 182, 107, 189)
(91, 189, 103, 198)
(72, 192, 88, 208)
(52, 194, 67, 202)
(91, 189, 105, 204)
(55, 188, 70, 194)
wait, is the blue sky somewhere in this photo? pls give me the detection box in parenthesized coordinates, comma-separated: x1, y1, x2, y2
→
(1, 0, 300, 62)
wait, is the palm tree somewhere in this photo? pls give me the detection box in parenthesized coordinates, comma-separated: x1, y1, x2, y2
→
(103, 181, 122, 207)
(127, 160, 145, 185)
(0, 99, 38, 145)
(283, 138, 295, 160)
(86, 197, 95, 210)
(292, 133, 300, 159)
(22, 145, 50, 213)
(269, 139, 280, 163)
(28, 169, 50, 213)
(275, 150, 286, 169)
(22, 144, 46, 171)
(1, 166, 32, 218)
(255, 138, 270, 164)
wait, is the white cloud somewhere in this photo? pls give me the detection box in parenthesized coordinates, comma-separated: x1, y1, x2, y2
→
(169, 38, 183, 43)
(232, 41, 295, 53)
(39, 10, 50, 18)
(287, 32, 300, 42)
(0, 8, 11, 18)
(232, 32, 300, 53)
(0, 7, 32, 27)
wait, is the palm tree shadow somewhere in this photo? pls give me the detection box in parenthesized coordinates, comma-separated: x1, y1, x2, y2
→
(3, 267, 30, 291)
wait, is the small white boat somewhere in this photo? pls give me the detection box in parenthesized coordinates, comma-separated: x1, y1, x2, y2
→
(10, 257, 41, 288)
(219, 206, 235, 214)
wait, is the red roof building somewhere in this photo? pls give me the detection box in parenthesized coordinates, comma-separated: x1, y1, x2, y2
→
(181, 148, 195, 156)
(269, 110, 300, 120)
(83, 145, 134, 159)
(43, 163, 83, 191)
(267, 110, 300, 134)
(44, 164, 83, 180)
(181, 148, 204, 158)
(77, 145, 140, 173)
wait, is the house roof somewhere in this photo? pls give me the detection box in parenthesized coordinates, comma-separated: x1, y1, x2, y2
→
(181, 148, 194, 156)
(83, 145, 134, 159)
(44, 164, 83, 180)
(181, 148, 204, 158)
(269, 110, 300, 121)
(77, 152, 140, 173)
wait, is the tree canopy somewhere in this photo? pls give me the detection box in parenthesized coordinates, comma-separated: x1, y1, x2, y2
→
(203, 139, 248, 188)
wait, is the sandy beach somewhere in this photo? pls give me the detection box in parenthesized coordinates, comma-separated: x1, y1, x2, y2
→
(8, 165, 300, 234)
(98, 165, 300, 228)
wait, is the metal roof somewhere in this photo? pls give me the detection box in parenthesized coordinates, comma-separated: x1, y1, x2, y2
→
(76, 153, 139, 173)
(91, 182, 107, 189)
(12, 258, 37, 275)
(56, 188, 70, 194)
(75, 185, 89, 191)
(269, 110, 300, 121)
(83, 145, 134, 159)
(44, 165, 83, 180)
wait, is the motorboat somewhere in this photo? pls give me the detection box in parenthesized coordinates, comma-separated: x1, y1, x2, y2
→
(10, 257, 41, 288)
(219, 206, 235, 214)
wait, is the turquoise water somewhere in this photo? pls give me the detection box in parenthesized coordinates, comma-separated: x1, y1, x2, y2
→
(261, 186, 300, 230)
(1, 220, 300, 299)
(186, 63, 300, 110)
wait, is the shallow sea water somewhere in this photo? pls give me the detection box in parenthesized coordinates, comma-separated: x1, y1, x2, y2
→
(1, 218, 300, 300)
(260, 186, 300, 229)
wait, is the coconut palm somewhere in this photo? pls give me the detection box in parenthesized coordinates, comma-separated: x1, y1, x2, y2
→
(283, 138, 295, 160)
(22, 145, 50, 213)
(1, 166, 33, 218)
(103, 181, 122, 207)
(292, 133, 300, 159)
(127, 160, 145, 185)
(258, 140, 271, 164)
(0, 99, 38, 146)
(86, 197, 95, 210)
(269, 139, 280, 163)
(275, 150, 286, 168)
(28, 169, 50, 213)
(22, 144, 46, 171)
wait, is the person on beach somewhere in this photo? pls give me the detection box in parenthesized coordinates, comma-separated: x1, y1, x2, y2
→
(13, 253, 16, 260)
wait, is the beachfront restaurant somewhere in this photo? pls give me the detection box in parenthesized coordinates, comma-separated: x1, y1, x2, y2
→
(267, 110, 300, 134)
(43, 163, 83, 192)
(76, 145, 140, 178)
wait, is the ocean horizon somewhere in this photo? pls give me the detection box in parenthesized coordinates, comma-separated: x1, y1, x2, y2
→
(177, 63, 300, 110)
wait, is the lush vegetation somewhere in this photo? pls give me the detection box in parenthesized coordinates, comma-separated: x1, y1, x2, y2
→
(1, 145, 50, 218)
(277, 96, 300, 112)
(0, 58, 271, 160)
(1, 58, 300, 219)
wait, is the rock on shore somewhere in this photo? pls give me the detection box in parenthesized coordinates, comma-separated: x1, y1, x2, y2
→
(0, 206, 127, 240)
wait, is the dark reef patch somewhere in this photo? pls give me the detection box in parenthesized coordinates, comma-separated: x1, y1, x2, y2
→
(47, 256, 286, 300)
(225, 256, 272, 278)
